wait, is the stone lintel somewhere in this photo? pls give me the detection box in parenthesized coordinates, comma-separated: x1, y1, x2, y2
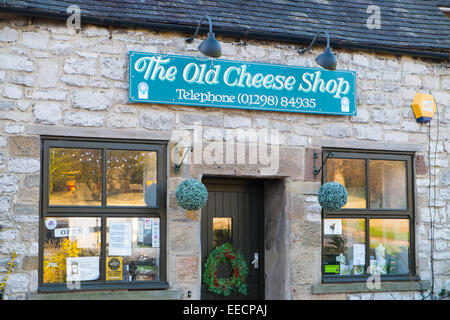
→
(312, 138, 423, 153)
(26, 125, 171, 142)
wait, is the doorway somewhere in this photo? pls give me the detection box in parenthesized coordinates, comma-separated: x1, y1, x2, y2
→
(201, 178, 265, 300)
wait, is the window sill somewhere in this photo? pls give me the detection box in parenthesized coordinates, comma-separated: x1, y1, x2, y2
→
(312, 280, 430, 294)
(37, 280, 169, 294)
(29, 288, 180, 300)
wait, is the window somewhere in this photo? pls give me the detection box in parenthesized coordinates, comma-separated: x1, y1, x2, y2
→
(322, 150, 415, 282)
(39, 138, 167, 292)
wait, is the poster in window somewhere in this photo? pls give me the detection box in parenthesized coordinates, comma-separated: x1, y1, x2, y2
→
(152, 219, 160, 248)
(109, 222, 132, 256)
(353, 244, 366, 266)
(323, 219, 342, 235)
(106, 257, 123, 281)
(66, 257, 99, 282)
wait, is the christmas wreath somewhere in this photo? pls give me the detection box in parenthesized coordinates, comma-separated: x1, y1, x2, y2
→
(202, 243, 248, 296)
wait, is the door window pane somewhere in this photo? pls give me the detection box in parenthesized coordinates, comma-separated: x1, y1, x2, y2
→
(327, 158, 366, 209)
(43, 217, 101, 284)
(49, 148, 102, 206)
(213, 217, 232, 248)
(106, 218, 160, 282)
(369, 219, 409, 275)
(370, 160, 407, 209)
(323, 219, 365, 275)
(106, 150, 157, 207)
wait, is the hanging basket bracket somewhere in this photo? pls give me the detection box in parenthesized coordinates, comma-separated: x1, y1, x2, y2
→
(313, 151, 335, 178)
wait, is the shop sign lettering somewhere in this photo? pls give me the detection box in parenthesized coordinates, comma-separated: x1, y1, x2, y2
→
(129, 52, 356, 116)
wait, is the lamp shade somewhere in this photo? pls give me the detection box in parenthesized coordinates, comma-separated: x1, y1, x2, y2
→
(316, 46, 337, 71)
(198, 32, 221, 58)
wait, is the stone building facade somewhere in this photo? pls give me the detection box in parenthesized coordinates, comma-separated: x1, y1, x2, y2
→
(0, 12, 449, 300)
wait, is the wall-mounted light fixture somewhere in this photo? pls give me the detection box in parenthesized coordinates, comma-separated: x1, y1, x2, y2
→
(186, 15, 221, 58)
(298, 30, 337, 71)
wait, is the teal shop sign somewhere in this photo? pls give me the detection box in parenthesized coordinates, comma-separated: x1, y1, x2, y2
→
(129, 51, 357, 116)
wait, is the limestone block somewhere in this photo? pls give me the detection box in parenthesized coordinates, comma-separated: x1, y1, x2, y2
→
(22, 32, 49, 50)
(0, 26, 18, 42)
(0, 173, 19, 193)
(3, 86, 23, 99)
(64, 111, 104, 127)
(33, 102, 62, 124)
(0, 55, 33, 72)
(101, 56, 126, 80)
(175, 255, 199, 283)
(8, 136, 40, 157)
(29, 90, 67, 101)
(10, 73, 34, 87)
(37, 59, 58, 88)
(324, 124, 351, 138)
(71, 90, 114, 111)
(0, 100, 15, 111)
(141, 109, 175, 130)
(7, 157, 40, 174)
(402, 62, 428, 74)
(63, 57, 97, 76)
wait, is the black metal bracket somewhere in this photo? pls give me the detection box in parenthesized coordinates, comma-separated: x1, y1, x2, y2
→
(313, 151, 335, 178)
(174, 145, 193, 172)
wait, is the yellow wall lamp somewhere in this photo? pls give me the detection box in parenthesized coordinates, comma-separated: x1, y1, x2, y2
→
(411, 92, 437, 123)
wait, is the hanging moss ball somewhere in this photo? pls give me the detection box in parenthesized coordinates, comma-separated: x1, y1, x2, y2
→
(318, 182, 348, 211)
(175, 179, 208, 210)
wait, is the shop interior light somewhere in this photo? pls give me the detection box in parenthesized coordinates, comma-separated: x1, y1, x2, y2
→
(298, 30, 337, 71)
(186, 15, 221, 58)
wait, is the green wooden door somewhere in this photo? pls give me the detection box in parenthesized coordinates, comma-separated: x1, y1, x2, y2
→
(201, 178, 264, 300)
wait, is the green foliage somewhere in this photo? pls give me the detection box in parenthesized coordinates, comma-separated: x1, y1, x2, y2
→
(318, 182, 348, 211)
(175, 179, 208, 210)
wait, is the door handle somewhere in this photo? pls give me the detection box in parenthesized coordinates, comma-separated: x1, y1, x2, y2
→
(251, 252, 259, 269)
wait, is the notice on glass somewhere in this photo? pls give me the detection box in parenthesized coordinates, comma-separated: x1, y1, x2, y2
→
(152, 219, 160, 248)
(353, 244, 365, 266)
(66, 257, 99, 282)
(323, 219, 342, 235)
(109, 222, 132, 256)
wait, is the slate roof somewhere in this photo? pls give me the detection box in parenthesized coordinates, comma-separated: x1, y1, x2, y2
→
(436, 0, 450, 7)
(1, 0, 449, 59)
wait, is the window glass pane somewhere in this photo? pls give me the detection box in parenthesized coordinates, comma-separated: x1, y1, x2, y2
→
(370, 160, 407, 209)
(49, 148, 102, 206)
(43, 217, 101, 284)
(323, 219, 366, 275)
(369, 219, 409, 275)
(326, 158, 366, 209)
(106, 218, 160, 282)
(213, 217, 232, 248)
(106, 150, 157, 207)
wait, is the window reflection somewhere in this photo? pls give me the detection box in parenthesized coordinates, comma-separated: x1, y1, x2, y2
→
(106, 150, 157, 207)
(43, 217, 101, 284)
(323, 219, 366, 275)
(106, 218, 160, 282)
(370, 160, 407, 209)
(369, 219, 409, 275)
(213, 217, 232, 248)
(326, 158, 366, 209)
(49, 148, 102, 206)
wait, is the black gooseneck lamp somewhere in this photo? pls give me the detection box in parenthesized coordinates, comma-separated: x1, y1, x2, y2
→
(298, 30, 337, 71)
(186, 15, 222, 58)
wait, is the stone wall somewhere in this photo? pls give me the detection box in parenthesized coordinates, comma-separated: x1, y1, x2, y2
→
(0, 13, 449, 300)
